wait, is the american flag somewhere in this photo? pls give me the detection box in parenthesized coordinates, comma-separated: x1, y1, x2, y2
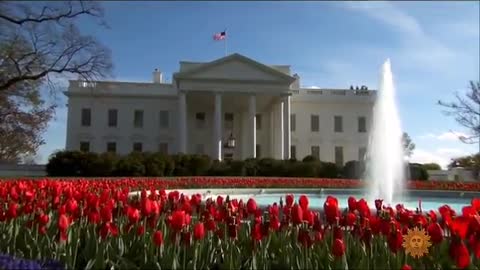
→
(213, 31, 226, 41)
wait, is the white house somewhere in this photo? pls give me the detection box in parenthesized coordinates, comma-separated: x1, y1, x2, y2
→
(64, 53, 376, 166)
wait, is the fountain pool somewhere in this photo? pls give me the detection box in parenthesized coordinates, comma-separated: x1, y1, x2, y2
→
(168, 188, 475, 213)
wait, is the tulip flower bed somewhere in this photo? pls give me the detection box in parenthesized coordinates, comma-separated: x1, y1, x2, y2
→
(1, 179, 480, 269)
(5, 177, 480, 191)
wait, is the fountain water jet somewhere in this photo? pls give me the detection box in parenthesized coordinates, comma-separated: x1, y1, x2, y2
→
(365, 59, 406, 205)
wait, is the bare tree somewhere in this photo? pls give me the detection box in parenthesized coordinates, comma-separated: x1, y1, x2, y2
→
(0, 1, 113, 162)
(438, 81, 480, 145)
(0, 1, 113, 92)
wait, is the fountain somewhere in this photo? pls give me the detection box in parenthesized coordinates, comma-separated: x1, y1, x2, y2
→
(365, 59, 406, 205)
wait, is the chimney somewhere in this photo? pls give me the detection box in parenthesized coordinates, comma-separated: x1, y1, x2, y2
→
(291, 73, 300, 89)
(153, 68, 163, 83)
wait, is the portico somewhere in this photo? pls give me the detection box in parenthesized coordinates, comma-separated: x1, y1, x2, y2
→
(173, 53, 296, 161)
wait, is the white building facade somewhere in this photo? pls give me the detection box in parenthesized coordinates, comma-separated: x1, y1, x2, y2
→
(65, 53, 376, 166)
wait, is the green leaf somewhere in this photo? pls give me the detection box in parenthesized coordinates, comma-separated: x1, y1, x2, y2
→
(84, 259, 96, 270)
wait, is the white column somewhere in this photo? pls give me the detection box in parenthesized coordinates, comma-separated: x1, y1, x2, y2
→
(213, 93, 222, 161)
(248, 95, 256, 158)
(178, 91, 187, 154)
(278, 100, 284, 159)
(283, 95, 291, 159)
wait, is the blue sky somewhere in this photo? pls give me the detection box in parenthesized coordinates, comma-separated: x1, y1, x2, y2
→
(39, 1, 480, 168)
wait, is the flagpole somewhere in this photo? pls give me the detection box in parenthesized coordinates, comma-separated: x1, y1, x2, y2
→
(224, 38, 227, 56)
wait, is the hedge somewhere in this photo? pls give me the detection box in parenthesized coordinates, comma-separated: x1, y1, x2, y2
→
(46, 150, 429, 180)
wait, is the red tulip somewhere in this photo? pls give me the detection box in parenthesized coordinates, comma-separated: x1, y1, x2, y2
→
(216, 196, 224, 206)
(270, 215, 280, 231)
(66, 199, 78, 214)
(324, 196, 339, 225)
(299, 195, 309, 211)
(153, 230, 163, 246)
(170, 210, 187, 231)
(182, 231, 191, 246)
(7, 202, 17, 219)
(206, 219, 216, 231)
(136, 225, 145, 236)
(88, 210, 101, 224)
(472, 198, 480, 211)
(332, 238, 345, 257)
(356, 199, 370, 217)
(193, 222, 205, 240)
(127, 206, 140, 224)
(38, 213, 49, 226)
(141, 198, 153, 217)
(348, 196, 357, 212)
(286, 194, 294, 207)
(387, 229, 403, 253)
(401, 264, 412, 270)
(298, 229, 312, 247)
(58, 214, 69, 231)
(451, 216, 470, 239)
(346, 212, 356, 227)
(251, 223, 262, 241)
(427, 222, 443, 244)
(247, 198, 257, 215)
(292, 204, 303, 225)
(450, 241, 471, 269)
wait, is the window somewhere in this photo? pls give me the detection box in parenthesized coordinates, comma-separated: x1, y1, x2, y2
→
(134, 110, 144, 128)
(291, 145, 296, 159)
(359, 147, 367, 161)
(358, 117, 367, 133)
(108, 109, 117, 127)
(224, 113, 234, 129)
(334, 116, 343, 133)
(159, 143, 169, 154)
(107, 142, 116, 153)
(311, 115, 319, 132)
(335, 146, 344, 166)
(133, 142, 143, 152)
(291, 114, 296, 132)
(311, 146, 320, 160)
(80, 141, 90, 152)
(256, 114, 262, 130)
(81, 108, 91, 127)
(196, 112, 206, 129)
(256, 144, 261, 158)
(159, 110, 169, 128)
(195, 144, 204, 154)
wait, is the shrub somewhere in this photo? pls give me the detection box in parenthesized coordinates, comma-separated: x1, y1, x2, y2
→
(302, 155, 318, 163)
(95, 152, 119, 176)
(113, 153, 146, 176)
(244, 158, 259, 176)
(285, 161, 317, 177)
(422, 163, 442, 171)
(409, 163, 429, 181)
(257, 158, 285, 176)
(172, 154, 191, 176)
(319, 162, 341, 178)
(208, 160, 231, 176)
(144, 153, 167, 176)
(46, 150, 85, 176)
(188, 155, 212, 176)
(343, 160, 365, 179)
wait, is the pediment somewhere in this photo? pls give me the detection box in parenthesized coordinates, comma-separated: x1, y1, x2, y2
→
(174, 54, 295, 84)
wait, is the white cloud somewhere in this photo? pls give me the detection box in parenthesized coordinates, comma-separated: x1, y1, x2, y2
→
(340, 2, 458, 72)
(410, 148, 470, 169)
(418, 131, 471, 141)
(304, 85, 321, 89)
(342, 1, 423, 36)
